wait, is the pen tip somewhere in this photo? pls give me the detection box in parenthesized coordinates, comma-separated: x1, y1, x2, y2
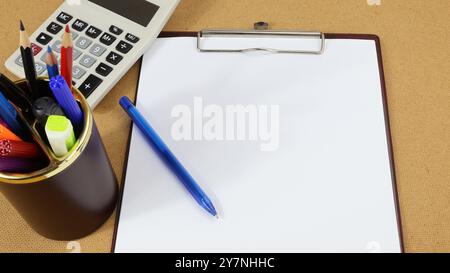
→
(19, 20, 25, 31)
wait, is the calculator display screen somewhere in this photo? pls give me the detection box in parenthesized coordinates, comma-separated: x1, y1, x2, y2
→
(88, 0, 159, 27)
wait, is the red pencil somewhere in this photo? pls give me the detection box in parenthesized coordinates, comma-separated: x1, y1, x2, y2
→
(60, 25, 73, 90)
(0, 139, 41, 159)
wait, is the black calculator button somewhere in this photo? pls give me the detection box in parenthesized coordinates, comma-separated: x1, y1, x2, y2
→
(106, 51, 123, 65)
(56, 12, 73, 24)
(116, 40, 133, 54)
(109, 25, 123, 35)
(99, 33, 117, 46)
(46, 22, 63, 35)
(125, 33, 140, 43)
(79, 74, 103, 98)
(96, 63, 113, 77)
(86, 26, 102, 39)
(72, 19, 88, 32)
(36, 33, 53, 45)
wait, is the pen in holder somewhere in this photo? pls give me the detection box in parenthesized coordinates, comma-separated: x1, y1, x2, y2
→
(0, 78, 118, 241)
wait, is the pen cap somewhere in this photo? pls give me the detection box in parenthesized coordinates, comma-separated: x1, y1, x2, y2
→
(0, 78, 117, 240)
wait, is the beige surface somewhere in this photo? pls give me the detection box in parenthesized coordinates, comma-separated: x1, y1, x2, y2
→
(0, 0, 449, 253)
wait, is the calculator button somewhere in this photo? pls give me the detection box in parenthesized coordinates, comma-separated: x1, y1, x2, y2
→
(116, 40, 133, 54)
(36, 33, 53, 45)
(79, 74, 103, 98)
(106, 51, 123, 65)
(125, 33, 140, 43)
(86, 26, 102, 39)
(47, 22, 63, 35)
(35, 62, 46, 75)
(79, 54, 97, 68)
(51, 40, 61, 53)
(75, 36, 93, 49)
(40, 52, 59, 62)
(62, 31, 78, 41)
(99, 33, 117, 46)
(72, 65, 87, 79)
(71, 31, 79, 41)
(72, 19, 88, 32)
(89, 43, 107, 57)
(109, 25, 123, 35)
(95, 63, 113, 77)
(31, 43, 43, 56)
(56, 12, 73, 24)
(73, 48, 82, 60)
(15, 55, 23, 67)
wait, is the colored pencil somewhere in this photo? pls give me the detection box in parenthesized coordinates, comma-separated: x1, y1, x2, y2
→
(60, 25, 73, 89)
(0, 157, 40, 173)
(45, 46, 59, 79)
(0, 122, 22, 141)
(0, 139, 40, 159)
(19, 20, 39, 99)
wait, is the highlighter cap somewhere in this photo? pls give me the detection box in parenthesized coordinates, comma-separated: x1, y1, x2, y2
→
(45, 115, 76, 157)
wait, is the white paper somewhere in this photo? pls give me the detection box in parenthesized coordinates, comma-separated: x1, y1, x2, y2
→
(114, 37, 401, 253)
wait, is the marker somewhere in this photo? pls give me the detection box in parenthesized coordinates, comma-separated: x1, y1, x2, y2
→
(0, 157, 40, 173)
(0, 73, 33, 113)
(49, 75, 83, 131)
(0, 122, 22, 141)
(0, 91, 27, 140)
(32, 96, 65, 125)
(120, 96, 219, 218)
(0, 139, 40, 159)
(45, 115, 76, 157)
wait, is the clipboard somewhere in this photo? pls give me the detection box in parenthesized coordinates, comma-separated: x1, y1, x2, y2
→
(112, 25, 404, 253)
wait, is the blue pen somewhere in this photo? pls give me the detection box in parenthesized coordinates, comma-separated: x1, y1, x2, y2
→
(0, 91, 27, 140)
(119, 96, 219, 218)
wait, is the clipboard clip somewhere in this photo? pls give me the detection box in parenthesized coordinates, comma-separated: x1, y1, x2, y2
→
(197, 22, 325, 55)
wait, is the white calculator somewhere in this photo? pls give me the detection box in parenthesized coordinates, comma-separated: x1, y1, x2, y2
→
(5, 0, 180, 108)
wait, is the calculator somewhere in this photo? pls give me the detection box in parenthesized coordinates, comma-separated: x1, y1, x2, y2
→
(5, 0, 180, 108)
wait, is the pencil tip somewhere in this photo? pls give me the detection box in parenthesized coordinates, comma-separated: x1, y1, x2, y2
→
(19, 20, 25, 31)
(65, 25, 70, 33)
(47, 45, 52, 53)
(215, 215, 220, 220)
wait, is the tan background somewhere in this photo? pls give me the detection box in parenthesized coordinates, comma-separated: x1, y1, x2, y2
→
(0, 0, 448, 253)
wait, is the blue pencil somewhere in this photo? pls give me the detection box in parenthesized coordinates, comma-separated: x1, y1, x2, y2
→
(49, 75, 83, 131)
(119, 96, 219, 218)
(45, 46, 59, 79)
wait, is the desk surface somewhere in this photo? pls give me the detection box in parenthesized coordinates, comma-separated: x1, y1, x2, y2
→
(0, 0, 449, 253)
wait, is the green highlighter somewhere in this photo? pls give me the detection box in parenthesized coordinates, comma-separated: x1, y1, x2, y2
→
(45, 115, 76, 157)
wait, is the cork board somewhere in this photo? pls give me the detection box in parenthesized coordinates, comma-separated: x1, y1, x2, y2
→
(0, 0, 449, 253)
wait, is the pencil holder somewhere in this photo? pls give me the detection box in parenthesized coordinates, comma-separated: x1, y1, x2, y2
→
(0, 78, 118, 240)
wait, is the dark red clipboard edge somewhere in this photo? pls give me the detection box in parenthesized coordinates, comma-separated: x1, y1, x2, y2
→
(110, 32, 405, 253)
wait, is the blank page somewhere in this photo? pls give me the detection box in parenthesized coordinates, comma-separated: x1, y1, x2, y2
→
(114, 37, 401, 253)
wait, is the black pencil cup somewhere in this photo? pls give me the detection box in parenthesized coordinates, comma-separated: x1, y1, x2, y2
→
(0, 79, 118, 240)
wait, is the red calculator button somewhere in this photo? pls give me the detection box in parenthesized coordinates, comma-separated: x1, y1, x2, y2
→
(31, 43, 42, 56)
